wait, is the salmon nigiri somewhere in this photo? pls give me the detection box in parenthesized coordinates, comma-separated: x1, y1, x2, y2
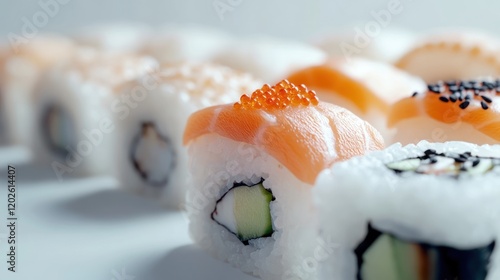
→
(388, 78, 500, 145)
(287, 57, 425, 140)
(396, 31, 500, 83)
(183, 80, 383, 280)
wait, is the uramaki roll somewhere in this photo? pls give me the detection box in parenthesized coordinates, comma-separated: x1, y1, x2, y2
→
(183, 80, 383, 279)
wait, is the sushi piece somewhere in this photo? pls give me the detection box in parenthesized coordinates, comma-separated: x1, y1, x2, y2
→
(0, 35, 76, 146)
(316, 27, 416, 63)
(140, 25, 231, 64)
(75, 22, 152, 53)
(314, 141, 500, 280)
(113, 62, 261, 207)
(395, 31, 500, 83)
(212, 36, 327, 83)
(183, 80, 384, 279)
(287, 58, 426, 139)
(32, 48, 158, 177)
(388, 78, 500, 145)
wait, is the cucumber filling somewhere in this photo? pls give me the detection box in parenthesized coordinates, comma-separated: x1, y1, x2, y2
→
(41, 104, 77, 158)
(130, 122, 176, 187)
(355, 223, 495, 280)
(386, 149, 499, 177)
(212, 181, 274, 244)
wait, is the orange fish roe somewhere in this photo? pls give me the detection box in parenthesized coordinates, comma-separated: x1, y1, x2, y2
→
(234, 80, 319, 110)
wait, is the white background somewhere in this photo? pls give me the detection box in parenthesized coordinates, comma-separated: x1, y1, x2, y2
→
(0, 0, 499, 42)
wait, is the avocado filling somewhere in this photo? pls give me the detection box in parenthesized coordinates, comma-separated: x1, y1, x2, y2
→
(41, 104, 77, 158)
(130, 122, 176, 187)
(212, 181, 274, 244)
(386, 149, 500, 177)
(355, 223, 495, 280)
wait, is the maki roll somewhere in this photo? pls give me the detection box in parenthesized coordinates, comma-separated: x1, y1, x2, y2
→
(388, 78, 500, 145)
(396, 31, 500, 83)
(314, 141, 500, 280)
(0, 35, 76, 146)
(212, 36, 326, 83)
(183, 80, 384, 279)
(113, 62, 261, 207)
(33, 48, 158, 177)
(287, 58, 425, 139)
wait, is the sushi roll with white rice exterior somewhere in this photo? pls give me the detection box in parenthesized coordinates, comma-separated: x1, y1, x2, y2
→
(1, 35, 76, 146)
(33, 48, 158, 177)
(183, 80, 384, 279)
(113, 62, 261, 207)
(314, 141, 500, 280)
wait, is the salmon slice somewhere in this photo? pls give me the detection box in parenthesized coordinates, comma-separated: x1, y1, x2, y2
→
(395, 31, 500, 83)
(287, 58, 425, 114)
(388, 79, 500, 141)
(183, 80, 384, 184)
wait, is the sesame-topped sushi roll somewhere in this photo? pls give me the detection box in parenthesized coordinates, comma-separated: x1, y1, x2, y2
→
(212, 36, 327, 83)
(1, 35, 76, 146)
(287, 58, 426, 139)
(113, 62, 261, 207)
(183, 80, 384, 279)
(388, 78, 500, 145)
(33, 48, 158, 177)
(314, 141, 500, 280)
(396, 31, 500, 83)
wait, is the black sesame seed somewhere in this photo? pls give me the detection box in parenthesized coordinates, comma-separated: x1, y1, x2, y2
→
(449, 95, 457, 102)
(464, 95, 471, 100)
(439, 96, 449, 102)
(428, 85, 441, 93)
(484, 82, 495, 90)
(472, 159, 480, 167)
(454, 157, 466, 163)
(459, 101, 470, 109)
(481, 101, 489, 110)
(411, 91, 418, 97)
(481, 95, 492, 103)
(445, 81, 457, 86)
(430, 158, 438, 164)
(424, 149, 437, 155)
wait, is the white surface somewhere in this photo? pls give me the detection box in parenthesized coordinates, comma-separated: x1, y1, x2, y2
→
(0, 147, 258, 280)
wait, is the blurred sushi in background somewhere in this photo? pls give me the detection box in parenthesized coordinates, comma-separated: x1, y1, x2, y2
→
(212, 36, 327, 83)
(141, 25, 232, 64)
(395, 31, 500, 83)
(388, 78, 500, 145)
(113, 62, 261, 207)
(0, 35, 76, 147)
(183, 80, 383, 279)
(316, 27, 416, 63)
(32, 47, 158, 177)
(314, 141, 500, 280)
(74, 22, 153, 53)
(287, 57, 426, 140)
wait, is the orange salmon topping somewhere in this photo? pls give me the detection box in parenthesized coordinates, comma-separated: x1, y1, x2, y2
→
(233, 80, 319, 110)
(388, 79, 500, 141)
